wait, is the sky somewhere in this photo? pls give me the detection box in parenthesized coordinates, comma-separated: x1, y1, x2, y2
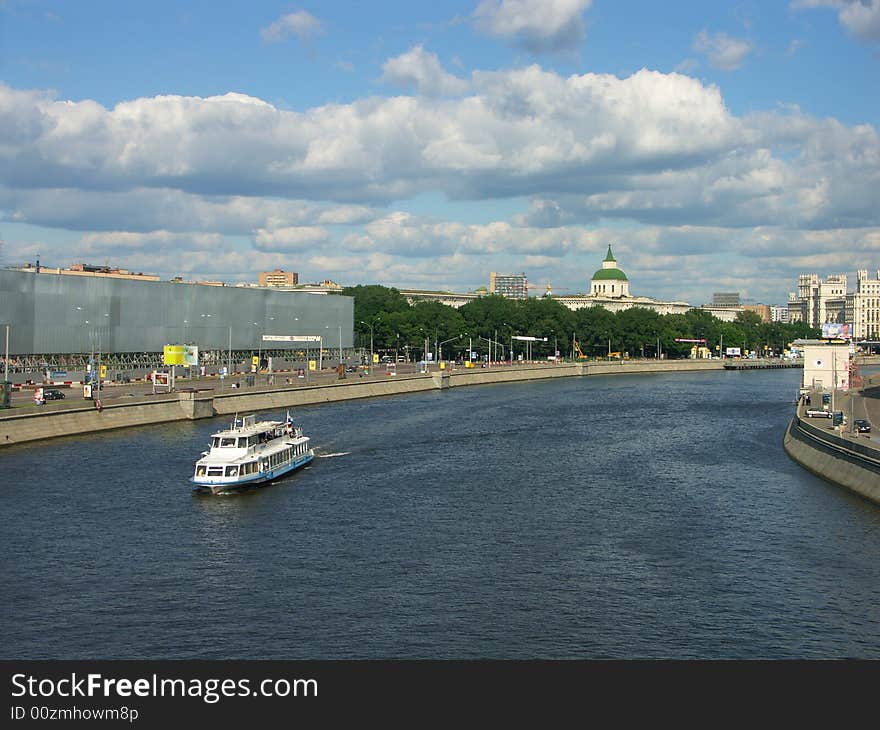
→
(1, 0, 879, 306)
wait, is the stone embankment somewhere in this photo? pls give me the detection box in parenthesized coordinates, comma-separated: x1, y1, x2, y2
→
(784, 404, 880, 506)
(0, 358, 752, 447)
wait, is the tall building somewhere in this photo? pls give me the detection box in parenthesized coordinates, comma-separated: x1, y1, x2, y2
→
(853, 269, 880, 341)
(794, 273, 847, 328)
(259, 269, 298, 287)
(770, 305, 790, 323)
(742, 304, 771, 323)
(489, 272, 528, 299)
(712, 292, 741, 307)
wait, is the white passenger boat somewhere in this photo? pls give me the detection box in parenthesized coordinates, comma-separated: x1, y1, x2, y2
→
(191, 412, 314, 494)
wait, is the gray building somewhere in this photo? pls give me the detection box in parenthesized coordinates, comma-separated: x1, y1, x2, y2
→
(0, 269, 353, 371)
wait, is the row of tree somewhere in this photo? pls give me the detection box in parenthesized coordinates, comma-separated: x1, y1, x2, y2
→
(341, 285, 818, 361)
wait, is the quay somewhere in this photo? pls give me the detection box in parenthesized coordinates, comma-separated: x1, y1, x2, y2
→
(783, 373, 880, 506)
(3, 356, 876, 452)
(0, 358, 728, 447)
(724, 360, 802, 370)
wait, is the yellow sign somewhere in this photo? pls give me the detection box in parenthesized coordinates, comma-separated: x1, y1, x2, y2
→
(309, 360, 316, 371)
(100, 364, 107, 378)
(373, 353, 379, 364)
(163, 344, 199, 366)
(163, 345, 186, 365)
(252, 356, 259, 366)
(439, 361, 446, 370)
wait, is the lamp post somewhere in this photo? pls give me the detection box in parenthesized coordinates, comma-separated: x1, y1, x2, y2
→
(360, 320, 375, 371)
(438, 334, 464, 362)
(4, 323, 10, 385)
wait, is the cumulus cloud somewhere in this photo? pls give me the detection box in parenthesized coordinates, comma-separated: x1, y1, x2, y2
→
(473, 0, 591, 53)
(692, 30, 753, 70)
(1, 58, 879, 303)
(0, 185, 375, 234)
(794, 0, 880, 42)
(253, 226, 330, 251)
(260, 10, 323, 44)
(380, 46, 469, 97)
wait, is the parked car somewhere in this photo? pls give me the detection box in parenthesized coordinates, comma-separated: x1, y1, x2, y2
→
(42, 388, 66, 400)
(854, 419, 872, 433)
(806, 408, 832, 418)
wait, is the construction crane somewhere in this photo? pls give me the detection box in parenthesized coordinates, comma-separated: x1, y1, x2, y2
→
(526, 281, 571, 297)
(573, 340, 589, 359)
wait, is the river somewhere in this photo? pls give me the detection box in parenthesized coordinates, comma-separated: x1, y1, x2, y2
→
(3, 367, 879, 658)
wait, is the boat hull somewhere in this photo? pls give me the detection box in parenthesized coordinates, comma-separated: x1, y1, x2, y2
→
(192, 453, 314, 494)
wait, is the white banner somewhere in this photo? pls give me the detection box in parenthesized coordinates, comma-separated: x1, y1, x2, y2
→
(262, 335, 322, 342)
(512, 336, 547, 342)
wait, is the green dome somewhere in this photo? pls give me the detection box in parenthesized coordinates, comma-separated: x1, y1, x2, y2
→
(592, 268, 628, 281)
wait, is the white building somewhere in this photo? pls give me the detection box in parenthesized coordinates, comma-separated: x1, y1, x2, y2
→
(853, 269, 880, 341)
(793, 273, 848, 328)
(801, 341, 851, 391)
(770, 305, 790, 323)
(552, 246, 691, 315)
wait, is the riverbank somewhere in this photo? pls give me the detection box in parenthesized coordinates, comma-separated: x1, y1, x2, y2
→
(783, 393, 880, 506)
(1, 359, 735, 447)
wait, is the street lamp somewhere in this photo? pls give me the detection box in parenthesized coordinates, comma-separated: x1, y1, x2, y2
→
(360, 320, 375, 371)
(438, 334, 464, 362)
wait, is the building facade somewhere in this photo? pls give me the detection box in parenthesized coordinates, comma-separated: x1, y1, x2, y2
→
(770, 305, 790, 323)
(553, 246, 691, 315)
(259, 269, 299, 287)
(712, 292, 741, 307)
(853, 269, 880, 341)
(793, 273, 848, 328)
(489, 272, 528, 299)
(0, 269, 353, 367)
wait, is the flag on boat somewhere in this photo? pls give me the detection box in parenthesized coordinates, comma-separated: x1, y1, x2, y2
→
(286, 411, 293, 428)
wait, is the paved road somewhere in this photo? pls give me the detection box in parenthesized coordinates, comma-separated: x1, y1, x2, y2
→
(4, 361, 544, 411)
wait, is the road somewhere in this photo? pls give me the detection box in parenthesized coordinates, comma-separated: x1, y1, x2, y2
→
(5, 361, 543, 411)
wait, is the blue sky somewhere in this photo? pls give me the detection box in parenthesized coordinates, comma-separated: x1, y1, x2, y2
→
(1, 0, 879, 304)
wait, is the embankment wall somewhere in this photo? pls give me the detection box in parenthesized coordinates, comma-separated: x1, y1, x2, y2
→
(0, 359, 751, 447)
(783, 414, 880, 506)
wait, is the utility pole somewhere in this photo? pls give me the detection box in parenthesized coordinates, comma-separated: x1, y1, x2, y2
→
(3, 324, 9, 385)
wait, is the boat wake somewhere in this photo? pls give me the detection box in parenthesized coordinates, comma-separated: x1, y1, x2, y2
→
(316, 451, 351, 458)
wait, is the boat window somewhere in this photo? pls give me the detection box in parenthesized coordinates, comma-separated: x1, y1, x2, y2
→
(247, 436, 257, 448)
(196, 465, 207, 476)
(207, 467, 223, 476)
(211, 437, 220, 448)
(226, 466, 238, 477)
(220, 437, 237, 447)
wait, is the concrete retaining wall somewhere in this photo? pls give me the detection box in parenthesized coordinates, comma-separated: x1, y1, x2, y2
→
(0, 358, 754, 448)
(783, 414, 880, 506)
(0, 394, 205, 446)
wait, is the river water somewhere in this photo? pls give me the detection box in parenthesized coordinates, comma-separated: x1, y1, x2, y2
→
(3, 368, 879, 659)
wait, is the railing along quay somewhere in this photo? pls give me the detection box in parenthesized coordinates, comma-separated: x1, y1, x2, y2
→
(724, 358, 803, 370)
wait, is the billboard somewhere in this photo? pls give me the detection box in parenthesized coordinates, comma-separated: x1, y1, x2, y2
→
(821, 323, 851, 339)
(163, 345, 199, 365)
(725, 347, 741, 356)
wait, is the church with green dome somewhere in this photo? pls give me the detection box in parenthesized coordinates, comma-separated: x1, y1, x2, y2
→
(590, 245, 630, 298)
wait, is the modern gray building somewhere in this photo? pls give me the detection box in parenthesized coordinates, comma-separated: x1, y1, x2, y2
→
(0, 269, 353, 371)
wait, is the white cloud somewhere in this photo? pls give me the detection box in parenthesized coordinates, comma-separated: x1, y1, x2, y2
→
(1, 58, 879, 304)
(692, 30, 753, 70)
(794, 1, 880, 43)
(473, 0, 591, 53)
(253, 226, 330, 251)
(260, 10, 323, 45)
(380, 46, 469, 97)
